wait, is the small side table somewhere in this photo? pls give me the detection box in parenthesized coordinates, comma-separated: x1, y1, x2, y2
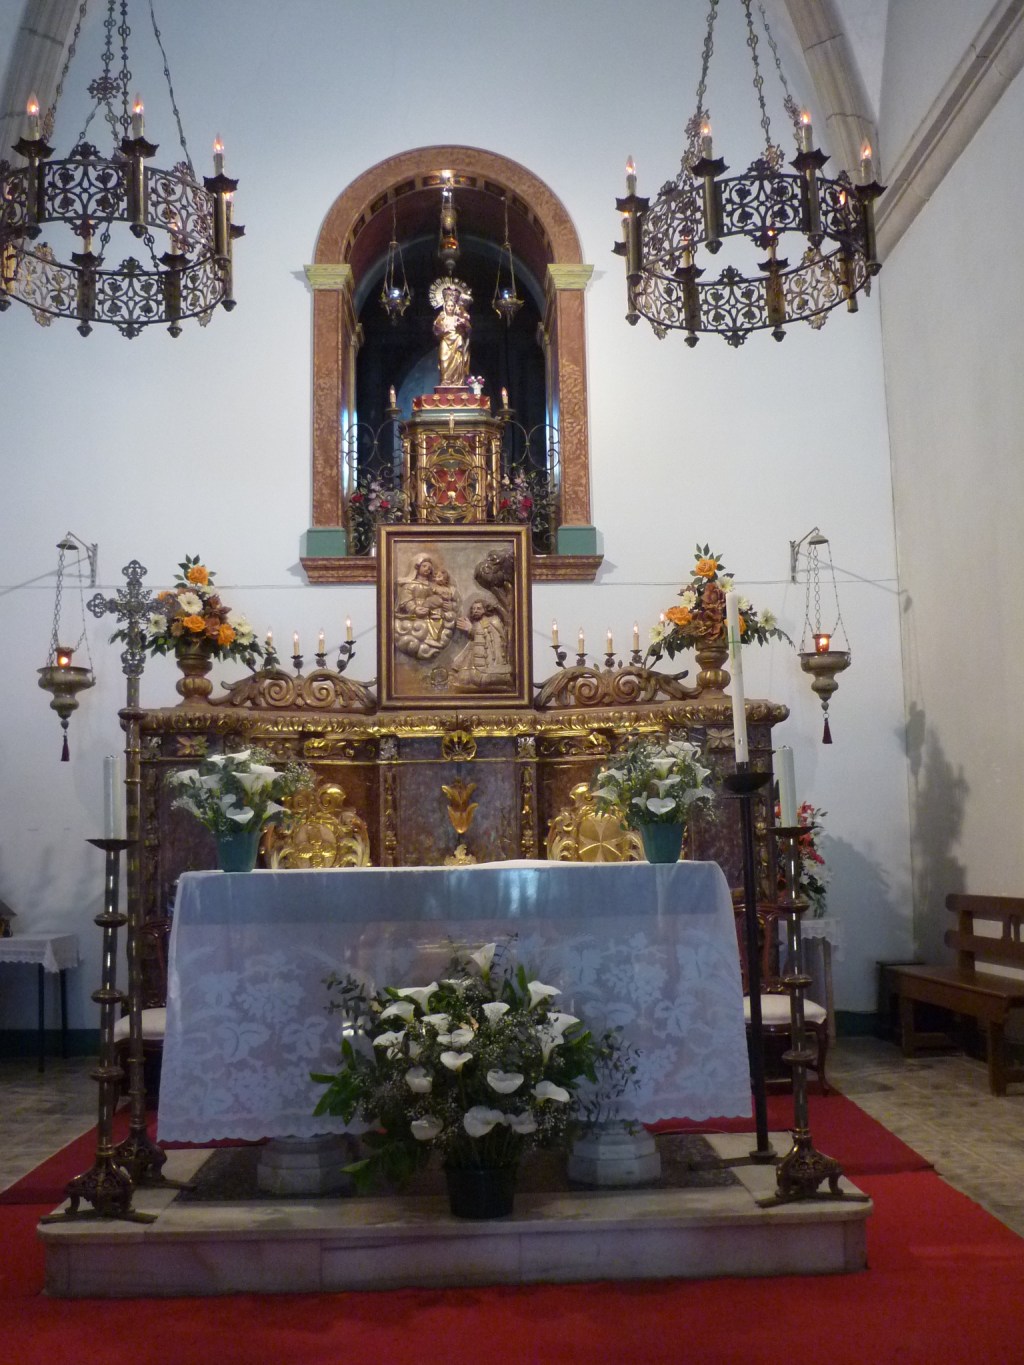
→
(0, 933, 80, 1072)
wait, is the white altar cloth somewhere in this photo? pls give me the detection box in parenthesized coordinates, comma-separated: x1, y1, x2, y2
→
(158, 861, 751, 1143)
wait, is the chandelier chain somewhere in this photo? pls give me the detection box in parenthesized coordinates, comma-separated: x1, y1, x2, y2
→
(117, 0, 133, 135)
(148, 0, 196, 175)
(757, 1, 802, 134)
(45, 0, 90, 142)
(742, 0, 774, 155)
(684, 0, 718, 174)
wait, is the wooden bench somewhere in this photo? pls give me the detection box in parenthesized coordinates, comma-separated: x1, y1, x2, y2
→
(891, 894, 1024, 1094)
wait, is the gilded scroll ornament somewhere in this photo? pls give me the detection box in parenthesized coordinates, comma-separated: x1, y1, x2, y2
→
(265, 783, 371, 870)
(546, 783, 643, 864)
(534, 664, 697, 711)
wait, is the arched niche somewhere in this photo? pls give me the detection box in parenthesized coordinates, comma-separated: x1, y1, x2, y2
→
(300, 145, 601, 582)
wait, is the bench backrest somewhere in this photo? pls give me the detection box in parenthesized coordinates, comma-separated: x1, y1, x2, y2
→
(945, 894, 1024, 973)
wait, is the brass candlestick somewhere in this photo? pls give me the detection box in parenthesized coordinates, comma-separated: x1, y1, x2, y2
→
(759, 825, 866, 1206)
(41, 839, 154, 1224)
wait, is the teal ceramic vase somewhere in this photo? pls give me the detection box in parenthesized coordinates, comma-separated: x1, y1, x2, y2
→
(639, 822, 684, 864)
(216, 823, 263, 873)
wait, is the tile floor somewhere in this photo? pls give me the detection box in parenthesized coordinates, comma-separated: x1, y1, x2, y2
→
(3, 1038, 1023, 1238)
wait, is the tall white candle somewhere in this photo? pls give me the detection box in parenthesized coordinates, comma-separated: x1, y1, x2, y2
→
(103, 755, 125, 839)
(725, 591, 748, 764)
(776, 745, 797, 826)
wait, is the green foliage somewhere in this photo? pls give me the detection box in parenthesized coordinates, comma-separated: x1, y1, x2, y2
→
(591, 734, 715, 829)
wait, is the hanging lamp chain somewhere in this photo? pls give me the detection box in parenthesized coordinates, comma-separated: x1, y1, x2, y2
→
(757, 0, 802, 135)
(44, 0, 89, 142)
(741, 0, 780, 166)
(147, 0, 197, 175)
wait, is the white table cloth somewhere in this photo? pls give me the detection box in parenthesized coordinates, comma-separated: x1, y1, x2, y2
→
(0, 933, 80, 973)
(158, 861, 751, 1143)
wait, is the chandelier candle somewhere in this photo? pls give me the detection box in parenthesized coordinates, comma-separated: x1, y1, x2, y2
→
(776, 745, 797, 826)
(551, 620, 559, 648)
(725, 591, 748, 763)
(345, 617, 354, 643)
(131, 95, 144, 137)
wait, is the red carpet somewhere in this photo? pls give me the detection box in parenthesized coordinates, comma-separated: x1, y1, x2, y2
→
(3, 1094, 1023, 1364)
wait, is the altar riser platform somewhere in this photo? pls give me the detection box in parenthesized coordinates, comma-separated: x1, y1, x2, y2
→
(40, 1137, 870, 1298)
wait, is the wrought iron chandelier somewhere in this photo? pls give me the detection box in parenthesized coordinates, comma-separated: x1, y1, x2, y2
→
(615, 0, 883, 347)
(0, 0, 242, 338)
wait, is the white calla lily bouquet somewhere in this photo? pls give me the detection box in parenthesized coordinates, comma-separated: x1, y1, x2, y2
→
(312, 942, 613, 1189)
(166, 746, 312, 836)
(591, 734, 715, 829)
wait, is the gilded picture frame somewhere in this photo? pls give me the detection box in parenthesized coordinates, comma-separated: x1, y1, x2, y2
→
(377, 525, 533, 709)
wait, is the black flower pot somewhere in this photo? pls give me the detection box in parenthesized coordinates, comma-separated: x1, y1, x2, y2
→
(444, 1164, 518, 1219)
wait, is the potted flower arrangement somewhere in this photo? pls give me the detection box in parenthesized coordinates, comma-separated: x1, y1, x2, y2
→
(113, 554, 262, 704)
(591, 734, 715, 864)
(347, 472, 409, 556)
(166, 746, 313, 872)
(646, 543, 790, 690)
(311, 942, 612, 1219)
(780, 802, 830, 917)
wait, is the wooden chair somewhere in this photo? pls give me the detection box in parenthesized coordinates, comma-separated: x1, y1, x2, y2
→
(732, 896, 831, 1095)
(113, 913, 172, 1102)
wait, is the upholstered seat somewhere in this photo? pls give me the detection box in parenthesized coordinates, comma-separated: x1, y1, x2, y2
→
(733, 899, 831, 1095)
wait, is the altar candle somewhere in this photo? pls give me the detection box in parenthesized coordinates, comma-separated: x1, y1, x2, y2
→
(725, 591, 749, 764)
(213, 136, 224, 175)
(551, 620, 559, 648)
(578, 627, 585, 655)
(25, 94, 40, 140)
(606, 629, 614, 654)
(776, 745, 797, 827)
(131, 94, 145, 137)
(345, 617, 353, 642)
(632, 621, 640, 651)
(103, 755, 125, 840)
(318, 630, 325, 655)
(293, 631, 300, 657)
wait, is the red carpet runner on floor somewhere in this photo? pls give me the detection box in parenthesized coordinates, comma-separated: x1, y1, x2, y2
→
(2, 1092, 1021, 1365)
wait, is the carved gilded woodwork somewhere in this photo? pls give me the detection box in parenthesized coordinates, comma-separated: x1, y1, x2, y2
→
(211, 668, 375, 713)
(265, 782, 371, 869)
(546, 783, 644, 864)
(535, 664, 697, 710)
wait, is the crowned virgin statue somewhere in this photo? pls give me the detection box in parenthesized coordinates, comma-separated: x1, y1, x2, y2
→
(430, 277, 472, 387)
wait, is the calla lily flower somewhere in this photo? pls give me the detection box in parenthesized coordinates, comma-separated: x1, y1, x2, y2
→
(372, 1029, 406, 1050)
(404, 1066, 432, 1093)
(448, 1026, 475, 1048)
(508, 1111, 538, 1134)
(481, 1001, 510, 1023)
(379, 1001, 416, 1022)
(411, 1116, 443, 1141)
(636, 796, 677, 817)
(545, 1012, 580, 1036)
(440, 1050, 473, 1071)
(527, 980, 560, 1009)
(224, 806, 257, 825)
(486, 1068, 524, 1094)
(396, 984, 438, 1011)
(406, 1038, 423, 1060)
(463, 1106, 507, 1138)
(533, 1080, 571, 1103)
(536, 1027, 563, 1063)
(421, 1013, 450, 1031)
(468, 942, 496, 973)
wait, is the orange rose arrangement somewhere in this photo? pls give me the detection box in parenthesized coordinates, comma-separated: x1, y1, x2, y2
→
(113, 554, 263, 667)
(647, 543, 790, 665)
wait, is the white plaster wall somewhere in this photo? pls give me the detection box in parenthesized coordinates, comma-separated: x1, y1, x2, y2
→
(879, 53, 1024, 960)
(880, 0, 998, 158)
(0, 0, 911, 1030)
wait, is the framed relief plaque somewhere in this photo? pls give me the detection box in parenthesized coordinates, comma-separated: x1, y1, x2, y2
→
(377, 524, 532, 709)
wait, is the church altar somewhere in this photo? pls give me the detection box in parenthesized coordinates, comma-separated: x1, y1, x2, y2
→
(157, 860, 752, 1144)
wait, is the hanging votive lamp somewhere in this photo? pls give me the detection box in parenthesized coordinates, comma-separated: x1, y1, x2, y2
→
(492, 195, 523, 324)
(791, 529, 850, 743)
(38, 535, 97, 760)
(380, 200, 412, 323)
